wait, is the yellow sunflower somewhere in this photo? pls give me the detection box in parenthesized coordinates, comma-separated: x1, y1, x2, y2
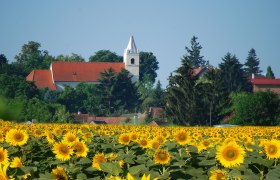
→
(33, 129, 44, 137)
(52, 166, 68, 180)
(46, 132, 55, 144)
(92, 153, 106, 171)
(62, 132, 79, 146)
(118, 134, 130, 145)
(72, 141, 89, 157)
(150, 139, 161, 150)
(82, 132, 94, 142)
(209, 169, 226, 180)
(216, 141, 246, 168)
(0, 164, 10, 180)
(175, 131, 190, 146)
(264, 139, 280, 159)
(139, 138, 149, 149)
(0, 132, 4, 143)
(10, 157, 23, 168)
(52, 142, 73, 161)
(130, 132, 138, 142)
(0, 147, 9, 165)
(5, 129, 29, 146)
(154, 149, 171, 165)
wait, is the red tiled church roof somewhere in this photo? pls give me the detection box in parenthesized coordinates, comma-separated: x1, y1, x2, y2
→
(26, 70, 57, 90)
(251, 78, 280, 85)
(51, 61, 125, 82)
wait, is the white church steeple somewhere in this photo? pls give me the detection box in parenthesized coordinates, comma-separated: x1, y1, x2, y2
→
(124, 35, 139, 82)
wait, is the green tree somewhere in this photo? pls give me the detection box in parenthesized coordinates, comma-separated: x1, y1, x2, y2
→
(0, 54, 8, 67)
(195, 68, 225, 125)
(219, 53, 250, 94)
(113, 69, 139, 114)
(266, 66, 275, 79)
(139, 52, 159, 84)
(15, 41, 54, 74)
(244, 48, 262, 77)
(0, 74, 40, 99)
(51, 104, 74, 123)
(165, 60, 198, 125)
(57, 86, 85, 113)
(182, 36, 208, 68)
(229, 91, 280, 125)
(89, 50, 122, 62)
(56, 53, 85, 62)
(98, 67, 117, 115)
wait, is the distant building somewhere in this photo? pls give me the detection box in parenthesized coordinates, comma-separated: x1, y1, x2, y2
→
(251, 76, 280, 95)
(26, 36, 140, 91)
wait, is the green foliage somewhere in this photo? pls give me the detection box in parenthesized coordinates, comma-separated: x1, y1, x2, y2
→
(0, 54, 8, 66)
(139, 52, 159, 84)
(0, 96, 22, 121)
(56, 53, 85, 62)
(89, 50, 122, 62)
(219, 52, 251, 94)
(266, 66, 275, 79)
(244, 48, 262, 77)
(182, 36, 208, 68)
(0, 74, 40, 99)
(15, 41, 55, 74)
(229, 91, 280, 125)
(165, 60, 198, 125)
(137, 80, 164, 112)
(98, 68, 139, 116)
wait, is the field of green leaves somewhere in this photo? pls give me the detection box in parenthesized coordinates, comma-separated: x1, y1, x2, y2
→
(1, 120, 280, 180)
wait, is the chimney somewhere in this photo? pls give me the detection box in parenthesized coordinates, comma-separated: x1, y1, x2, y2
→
(252, 73, 255, 79)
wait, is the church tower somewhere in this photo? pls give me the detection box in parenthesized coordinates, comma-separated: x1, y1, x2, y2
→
(124, 35, 139, 82)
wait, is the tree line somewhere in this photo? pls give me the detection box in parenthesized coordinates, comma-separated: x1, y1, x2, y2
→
(164, 36, 280, 126)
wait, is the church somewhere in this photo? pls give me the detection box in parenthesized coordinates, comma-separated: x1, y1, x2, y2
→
(26, 36, 140, 91)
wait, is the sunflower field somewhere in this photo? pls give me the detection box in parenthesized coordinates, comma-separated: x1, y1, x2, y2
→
(1, 120, 280, 180)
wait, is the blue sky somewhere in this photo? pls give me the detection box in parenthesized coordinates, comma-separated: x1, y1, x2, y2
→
(1, 1, 280, 87)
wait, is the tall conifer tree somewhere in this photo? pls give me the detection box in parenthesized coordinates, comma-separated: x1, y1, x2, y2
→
(244, 48, 262, 77)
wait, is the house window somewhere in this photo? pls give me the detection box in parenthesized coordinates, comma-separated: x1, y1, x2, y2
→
(131, 58, 135, 64)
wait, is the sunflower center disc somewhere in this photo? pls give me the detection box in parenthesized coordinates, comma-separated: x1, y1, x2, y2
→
(159, 153, 166, 160)
(269, 146, 276, 154)
(16, 134, 22, 140)
(227, 150, 235, 159)
(179, 135, 186, 140)
(60, 147, 68, 153)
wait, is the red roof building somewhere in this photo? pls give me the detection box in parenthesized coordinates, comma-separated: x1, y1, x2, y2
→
(26, 36, 140, 91)
(251, 78, 280, 95)
(26, 70, 57, 91)
(26, 62, 125, 91)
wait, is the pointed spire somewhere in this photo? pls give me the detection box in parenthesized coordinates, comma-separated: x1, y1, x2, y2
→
(126, 35, 138, 53)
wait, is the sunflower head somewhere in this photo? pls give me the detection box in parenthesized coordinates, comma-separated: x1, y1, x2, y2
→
(62, 132, 79, 146)
(52, 142, 73, 161)
(209, 169, 227, 180)
(216, 141, 246, 168)
(72, 141, 89, 157)
(150, 139, 161, 150)
(139, 138, 149, 149)
(118, 134, 130, 145)
(52, 166, 68, 180)
(5, 129, 29, 146)
(92, 153, 106, 171)
(10, 157, 23, 168)
(264, 139, 280, 159)
(0, 147, 9, 165)
(154, 149, 171, 165)
(175, 131, 190, 146)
